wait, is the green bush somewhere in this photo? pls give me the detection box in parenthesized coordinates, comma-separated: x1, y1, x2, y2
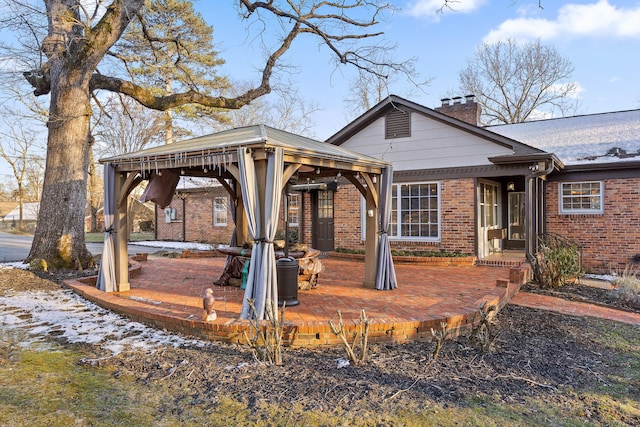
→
(532, 234, 583, 289)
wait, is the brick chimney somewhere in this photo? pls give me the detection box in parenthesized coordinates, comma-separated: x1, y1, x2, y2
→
(435, 94, 480, 126)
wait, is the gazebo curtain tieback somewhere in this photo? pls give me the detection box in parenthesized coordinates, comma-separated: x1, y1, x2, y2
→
(253, 238, 274, 244)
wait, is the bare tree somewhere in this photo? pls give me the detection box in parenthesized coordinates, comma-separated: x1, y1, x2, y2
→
(459, 38, 579, 125)
(202, 81, 319, 136)
(93, 96, 166, 158)
(0, 0, 400, 269)
(344, 47, 432, 118)
(0, 119, 44, 230)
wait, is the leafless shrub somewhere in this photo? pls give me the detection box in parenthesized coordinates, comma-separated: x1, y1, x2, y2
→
(430, 322, 451, 360)
(329, 309, 371, 366)
(243, 299, 285, 366)
(469, 302, 499, 353)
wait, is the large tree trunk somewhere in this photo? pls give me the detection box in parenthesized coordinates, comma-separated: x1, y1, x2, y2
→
(25, 0, 146, 270)
(27, 70, 94, 269)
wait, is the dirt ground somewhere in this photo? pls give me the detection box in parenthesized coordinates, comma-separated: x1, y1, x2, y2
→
(2, 267, 639, 424)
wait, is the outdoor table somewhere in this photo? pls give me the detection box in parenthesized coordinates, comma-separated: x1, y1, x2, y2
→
(214, 246, 323, 289)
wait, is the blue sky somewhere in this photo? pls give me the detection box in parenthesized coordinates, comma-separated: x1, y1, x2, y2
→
(1, 1, 639, 183)
(197, 0, 640, 140)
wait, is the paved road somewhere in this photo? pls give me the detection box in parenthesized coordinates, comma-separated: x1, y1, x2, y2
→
(0, 232, 157, 263)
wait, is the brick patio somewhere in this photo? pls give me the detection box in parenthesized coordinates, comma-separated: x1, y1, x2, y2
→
(64, 255, 529, 347)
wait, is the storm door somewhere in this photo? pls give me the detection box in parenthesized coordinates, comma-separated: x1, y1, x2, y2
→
(477, 181, 501, 258)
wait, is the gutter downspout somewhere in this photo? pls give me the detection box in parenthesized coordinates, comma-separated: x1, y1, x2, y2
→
(525, 159, 555, 262)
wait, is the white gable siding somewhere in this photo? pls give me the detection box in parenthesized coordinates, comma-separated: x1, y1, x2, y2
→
(340, 115, 513, 171)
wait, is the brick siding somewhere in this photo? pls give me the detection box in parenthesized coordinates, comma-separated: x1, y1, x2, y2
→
(434, 96, 480, 125)
(546, 178, 640, 274)
(300, 178, 476, 255)
(155, 188, 233, 244)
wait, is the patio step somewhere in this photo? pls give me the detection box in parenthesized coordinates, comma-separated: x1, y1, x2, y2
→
(476, 258, 525, 268)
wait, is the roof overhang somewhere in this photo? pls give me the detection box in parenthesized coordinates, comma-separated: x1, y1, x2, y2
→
(488, 153, 565, 171)
(100, 125, 391, 177)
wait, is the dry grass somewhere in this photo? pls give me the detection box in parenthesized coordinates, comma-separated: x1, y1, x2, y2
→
(611, 265, 640, 308)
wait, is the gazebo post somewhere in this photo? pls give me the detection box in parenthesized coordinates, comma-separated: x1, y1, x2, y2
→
(363, 178, 379, 288)
(234, 180, 249, 245)
(114, 171, 130, 291)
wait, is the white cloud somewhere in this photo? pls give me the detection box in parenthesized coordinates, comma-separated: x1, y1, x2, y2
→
(550, 81, 585, 100)
(484, 0, 640, 43)
(407, 0, 487, 21)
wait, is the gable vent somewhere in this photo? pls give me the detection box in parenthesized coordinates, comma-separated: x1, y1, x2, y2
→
(385, 108, 411, 139)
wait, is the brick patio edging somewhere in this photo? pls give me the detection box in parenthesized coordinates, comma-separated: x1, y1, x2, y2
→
(63, 262, 529, 348)
(328, 252, 478, 267)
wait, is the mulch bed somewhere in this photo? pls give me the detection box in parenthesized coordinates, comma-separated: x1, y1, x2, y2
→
(2, 267, 639, 424)
(521, 281, 640, 313)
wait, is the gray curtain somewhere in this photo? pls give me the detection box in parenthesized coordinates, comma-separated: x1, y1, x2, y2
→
(97, 163, 116, 292)
(223, 182, 238, 272)
(375, 166, 398, 290)
(238, 147, 284, 320)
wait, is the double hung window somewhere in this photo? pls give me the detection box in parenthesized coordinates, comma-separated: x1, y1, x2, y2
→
(559, 181, 603, 214)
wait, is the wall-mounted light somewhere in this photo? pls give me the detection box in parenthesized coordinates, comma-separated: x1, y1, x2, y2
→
(507, 182, 515, 191)
(367, 209, 374, 217)
(372, 175, 377, 184)
(316, 167, 321, 175)
(180, 169, 185, 175)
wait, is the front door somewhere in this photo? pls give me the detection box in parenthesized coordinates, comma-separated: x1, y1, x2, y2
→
(478, 181, 501, 258)
(312, 190, 334, 251)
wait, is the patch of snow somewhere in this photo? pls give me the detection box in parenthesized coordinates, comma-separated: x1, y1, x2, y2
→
(129, 296, 163, 305)
(132, 240, 220, 251)
(0, 288, 206, 355)
(336, 358, 350, 368)
(0, 262, 29, 270)
(584, 274, 614, 283)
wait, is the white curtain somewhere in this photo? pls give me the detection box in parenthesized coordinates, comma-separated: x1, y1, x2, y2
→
(238, 147, 284, 320)
(97, 163, 116, 292)
(375, 166, 398, 290)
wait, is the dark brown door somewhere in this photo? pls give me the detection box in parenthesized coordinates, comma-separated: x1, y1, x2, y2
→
(312, 190, 334, 251)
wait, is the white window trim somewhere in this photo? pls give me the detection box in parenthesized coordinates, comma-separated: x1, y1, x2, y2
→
(213, 196, 228, 226)
(361, 181, 441, 242)
(287, 194, 300, 227)
(559, 181, 604, 215)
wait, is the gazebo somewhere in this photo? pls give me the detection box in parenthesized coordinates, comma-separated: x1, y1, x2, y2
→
(98, 125, 397, 319)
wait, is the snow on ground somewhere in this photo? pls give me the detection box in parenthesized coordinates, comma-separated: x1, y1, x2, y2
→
(0, 262, 29, 270)
(584, 273, 615, 283)
(0, 241, 221, 355)
(130, 240, 223, 251)
(0, 287, 206, 355)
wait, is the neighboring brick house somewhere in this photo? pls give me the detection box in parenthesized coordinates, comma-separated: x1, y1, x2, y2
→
(155, 178, 234, 244)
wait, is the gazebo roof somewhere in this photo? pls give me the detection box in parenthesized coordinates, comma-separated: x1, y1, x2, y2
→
(100, 124, 391, 174)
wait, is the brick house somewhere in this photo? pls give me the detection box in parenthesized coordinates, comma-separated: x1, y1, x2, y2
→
(155, 96, 639, 275)
(488, 110, 640, 273)
(155, 178, 234, 244)
(324, 95, 640, 274)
